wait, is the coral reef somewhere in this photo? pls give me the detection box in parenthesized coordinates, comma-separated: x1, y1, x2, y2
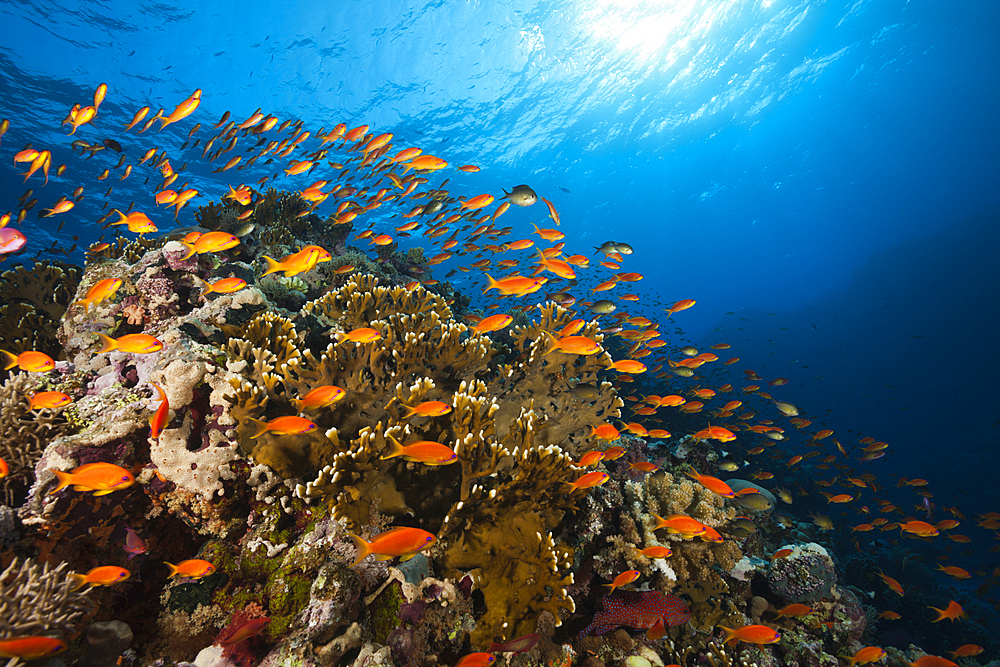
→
(0, 557, 95, 639)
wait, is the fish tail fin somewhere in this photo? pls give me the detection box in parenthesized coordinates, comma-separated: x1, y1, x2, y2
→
(347, 533, 372, 567)
(261, 255, 283, 277)
(51, 470, 73, 494)
(195, 276, 212, 298)
(178, 241, 197, 261)
(717, 625, 738, 646)
(0, 349, 17, 370)
(400, 404, 418, 419)
(164, 561, 179, 578)
(380, 434, 405, 460)
(482, 273, 499, 294)
(290, 398, 304, 413)
(95, 333, 117, 354)
(839, 657, 858, 667)
(247, 417, 269, 439)
(540, 330, 559, 356)
(646, 618, 666, 641)
(68, 573, 89, 591)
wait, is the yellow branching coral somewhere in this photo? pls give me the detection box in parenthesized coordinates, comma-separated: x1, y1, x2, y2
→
(0, 373, 74, 495)
(486, 302, 623, 455)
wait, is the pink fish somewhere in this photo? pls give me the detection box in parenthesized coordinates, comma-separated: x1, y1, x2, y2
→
(123, 524, 146, 558)
(0, 228, 26, 255)
(487, 633, 540, 654)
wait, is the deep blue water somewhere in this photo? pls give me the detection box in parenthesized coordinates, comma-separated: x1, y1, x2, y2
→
(2, 0, 999, 651)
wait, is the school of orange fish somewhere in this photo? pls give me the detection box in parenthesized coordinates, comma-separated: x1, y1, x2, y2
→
(0, 83, 992, 663)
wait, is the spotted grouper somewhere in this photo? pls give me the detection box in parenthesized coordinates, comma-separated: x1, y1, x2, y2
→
(580, 590, 691, 640)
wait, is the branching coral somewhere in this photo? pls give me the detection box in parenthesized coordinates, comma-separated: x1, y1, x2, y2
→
(0, 557, 95, 639)
(0, 260, 81, 372)
(0, 372, 75, 496)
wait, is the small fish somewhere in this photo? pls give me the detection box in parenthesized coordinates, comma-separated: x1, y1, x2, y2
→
(543, 332, 600, 355)
(0, 637, 68, 659)
(653, 514, 707, 538)
(455, 653, 496, 667)
(402, 400, 452, 418)
(718, 624, 781, 646)
(1, 350, 56, 372)
(154, 89, 202, 130)
(605, 569, 640, 593)
(0, 227, 27, 255)
(247, 415, 318, 438)
(179, 230, 240, 259)
(928, 600, 964, 622)
(52, 462, 135, 496)
(566, 471, 610, 490)
(775, 603, 813, 618)
(381, 434, 457, 465)
(74, 277, 123, 312)
(636, 545, 672, 558)
(68, 565, 130, 590)
(486, 633, 540, 654)
(471, 313, 513, 333)
(590, 423, 620, 441)
(216, 617, 271, 646)
(841, 647, 886, 667)
(348, 526, 437, 567)
(123, 523, 147, 558)
(165, 559, 216, 579)
(96, 333, 163, 354)
(589, 299, 617, 314)
(199, 276, 247, 297)
(594, 241, 633, 256)
(0, 456, 8, 479)
(262, 245, 332, 277)
(501, 184, 537, 207)
(292, 385, 346, 412)
(29, 391, 72, 410)
(336, 327, 382, 344)
(685, 468, 735, 497)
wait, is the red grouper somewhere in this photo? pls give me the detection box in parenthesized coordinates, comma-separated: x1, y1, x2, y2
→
(580, 590, 691, 639)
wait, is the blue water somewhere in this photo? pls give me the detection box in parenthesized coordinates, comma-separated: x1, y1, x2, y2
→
(2, 0, 999, 652)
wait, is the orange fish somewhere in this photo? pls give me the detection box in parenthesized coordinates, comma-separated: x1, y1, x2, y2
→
(336, 327, 383, 344)
(840, 647, 886, 667)
(636, 545, 672, 558)
(608, 359, 647, 373)
(928, 600, 964, 622)
(544, 333, 601, 355)
(628, 462, 658, 473)
(165, 559, 216, 579)
(899, 520, 939, 537)
(906, 658, 958, 667)
(604, 569, 640, 593)
(653, 514, 707, 538)
(348, 526, 437, 566)
(52, 462, 135, 496)
(262, 245, 332, 277)
(472, 313, 513, 333)
(403, 155, 448, 174)
(74, 277, 123, 312)
(935, 564, 970, 579)
(602, 445, 626, 461)
(1, 350, 55, 372)
(381, 434, 457, 465)
(665, 299, 695, 318)
(0, 637, 68, 659)
(878, 611, 901, 620)
(29, 391, 72, 410)
(199, 277, 247, 297)
(248, 415, 317, 438)
(217, 617, 271, 646)
(483, 273, 546, 296)
(292, 385, 346, 412)
(591, 423, 620, 441)
(775, 603, 813, 618)
(68, 566, 130, 590)
(148, 382, 169, 440)
(718, 624, 781, 646)
(461, 193, 494, 210)
(179, 230, 240, 259)
(566, 471, 610, 490)
(947, 645, 983, 659)
(540, 196, 560, 225)
(154, 89, 202, 130)
(96, 333, 163, 354)
(0, 455, 7, 479)
(875, 569, 904, 596)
